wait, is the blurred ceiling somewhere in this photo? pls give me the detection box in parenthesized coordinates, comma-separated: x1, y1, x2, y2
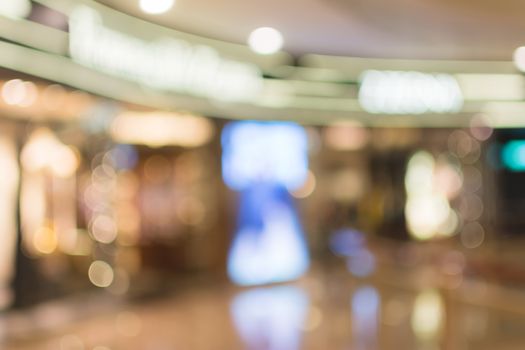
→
(96, 0, 525, 60)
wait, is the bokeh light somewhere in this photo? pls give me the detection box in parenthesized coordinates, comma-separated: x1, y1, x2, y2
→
(513, 46, 525, 72)
(231, 287, 308, 350)
(405, 151, 456, 240)
(222, 121, 308, 191)
(323, 121, 369, 151)
(502, 140, 525, 171)
(248, 27, 284, 55)
(88, 261, 114, 288)
(139, 0, 175, 14)
(33, 227, 58, 255)
(90, 215, 118, 244)
(0, 0, 31, 19)
(291, 170, 317, 199)
(411, 290, 444, 341)
(0, 79, 39, 109)
(460, 222, 485, 249)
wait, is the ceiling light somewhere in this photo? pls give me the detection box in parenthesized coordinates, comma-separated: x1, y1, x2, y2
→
(0, 0, 31, 20)
(110, 111, 214, 148)
(513, 46, 525, 72)
(248, 27, 283, 55)
(139, 0, 175, 15)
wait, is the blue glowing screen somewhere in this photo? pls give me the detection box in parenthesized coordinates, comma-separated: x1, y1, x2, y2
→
(227, 183, 309, 285)
(222, 121, 310, 286)
(231, 286, 308, 350)
(222, 121, 308, 191)
(502, 140, 525, 171)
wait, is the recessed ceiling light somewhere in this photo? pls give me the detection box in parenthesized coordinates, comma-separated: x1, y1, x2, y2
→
(139, 0, 175, 15)
(0, 0, 31, 20)
(514, 46, 525, 72)
(248, 27, 283, 55)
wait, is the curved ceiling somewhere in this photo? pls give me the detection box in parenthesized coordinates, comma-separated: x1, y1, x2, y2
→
(96, 0, 525, 60)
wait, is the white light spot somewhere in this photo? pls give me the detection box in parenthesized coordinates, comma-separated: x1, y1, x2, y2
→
(0, 0, 31, 20)
(514, 46, 525, 72)
(2, 79, 26, 106)
(248, 27, 283, 55)
(139, 0, 174, 14)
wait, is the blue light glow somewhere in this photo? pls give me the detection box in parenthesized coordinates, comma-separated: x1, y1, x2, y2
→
(329, 228, 365, 257)
(347, 249, 376, 278)
(351, 286, 380, 349)
(231, 286, 308, 350)
(227, 183, 309, 285)
(222, 122, 308, 191)
(222, 121, 310, 286)
(502, 140, 525, 171)
(111, 144, 138, 170)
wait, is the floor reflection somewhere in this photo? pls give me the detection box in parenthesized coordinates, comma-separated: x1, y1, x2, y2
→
(231, 286, 308, 350)
(351, 286, 380, 350)
(5, 262, 525, 349)
(411, 289, 445, 348)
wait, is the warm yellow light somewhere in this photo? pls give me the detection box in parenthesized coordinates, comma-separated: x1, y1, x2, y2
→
(405, 151, 457, 240)
(323, 121, 369, 151)
(405, 151, 434, 196)
(21, 129, 79, 177)
(406, 196, 450, 240)
(111, 111, 214, 148)
(33, 227, 57, 254)
(90, 215, 118, 244)
(0, 136, 19, 310)
(411, 290, 444, 341)
(50, 145, 80, 178)
(20, 173, 47, 253)
(88, 260, 114, 288)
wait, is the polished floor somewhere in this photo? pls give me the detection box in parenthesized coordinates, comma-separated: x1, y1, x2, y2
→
(4, 249, 525, 350)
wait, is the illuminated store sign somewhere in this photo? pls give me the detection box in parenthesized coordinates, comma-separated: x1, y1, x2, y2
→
(69, 6, 263, 102)
(359, 70, 463, 114)
(502, 140, 525, 171)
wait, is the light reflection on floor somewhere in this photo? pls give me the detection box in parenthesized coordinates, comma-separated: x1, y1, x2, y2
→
(231, 286, 308, 350)
(4, 264, 525, 350)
